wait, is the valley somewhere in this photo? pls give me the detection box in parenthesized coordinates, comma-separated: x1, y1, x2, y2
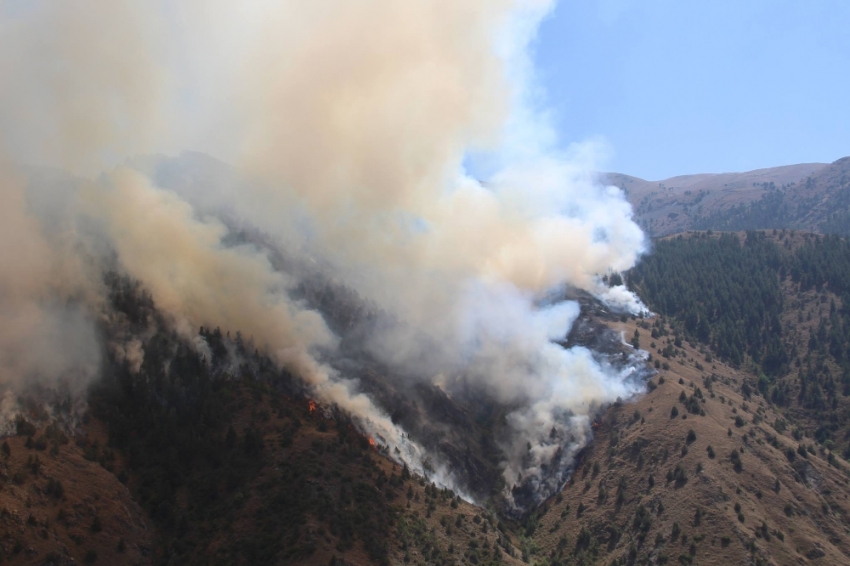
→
(0, 2, 846, 565)
(5, 231, 850, 565)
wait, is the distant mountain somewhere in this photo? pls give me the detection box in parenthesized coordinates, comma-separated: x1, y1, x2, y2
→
(604, 159, 850, 237)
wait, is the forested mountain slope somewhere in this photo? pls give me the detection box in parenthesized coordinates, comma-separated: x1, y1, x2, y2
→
(0, 273, 531, 566)
(10, 230, 850, 566)
(629, 230, 850, 459)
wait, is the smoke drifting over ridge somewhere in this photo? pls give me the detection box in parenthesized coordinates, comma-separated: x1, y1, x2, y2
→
(0, 0, 647, 506)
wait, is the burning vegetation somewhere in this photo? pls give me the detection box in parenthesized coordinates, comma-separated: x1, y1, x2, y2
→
(2, 2, 850, 565)
(0, 0, 650, 518)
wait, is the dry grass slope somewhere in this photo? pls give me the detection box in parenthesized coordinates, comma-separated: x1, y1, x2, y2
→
(0, 420, 152, 565)
(529, 314, 850, 566)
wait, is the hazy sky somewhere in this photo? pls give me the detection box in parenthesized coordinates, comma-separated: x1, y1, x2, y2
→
(533, 0, 850, 180)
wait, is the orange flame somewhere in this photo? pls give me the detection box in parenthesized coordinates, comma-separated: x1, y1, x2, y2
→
(308, 400, 316, 414)
(368, 437, 376, 447)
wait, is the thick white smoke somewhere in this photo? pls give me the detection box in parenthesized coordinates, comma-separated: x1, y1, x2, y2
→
(0, 0, 647, 505)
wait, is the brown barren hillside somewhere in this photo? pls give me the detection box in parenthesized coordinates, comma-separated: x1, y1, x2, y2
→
(0, 385, 530, 566)
(603, 162, 828, 236)
(4, 313, 850, 565)
(530, 314, 850, 566)
(0, 421, 152, 565)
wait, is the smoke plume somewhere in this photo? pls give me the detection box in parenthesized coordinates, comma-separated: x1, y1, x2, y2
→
(0, 0, 647, 506)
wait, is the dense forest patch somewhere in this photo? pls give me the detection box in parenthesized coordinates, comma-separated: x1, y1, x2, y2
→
(629, 230, 850, 457)
(88, 273, 523, 566)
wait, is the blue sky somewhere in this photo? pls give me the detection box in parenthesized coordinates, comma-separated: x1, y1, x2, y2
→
(532, 0, 850, 180)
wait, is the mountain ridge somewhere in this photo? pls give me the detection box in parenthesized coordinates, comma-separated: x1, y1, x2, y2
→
(604, 159, 850, 237)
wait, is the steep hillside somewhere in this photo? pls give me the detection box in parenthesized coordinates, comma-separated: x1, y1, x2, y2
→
(603, 159, 850, 237)
(0, 382, 532, 566)
(548, 228, 850, 566)
(10, 229, 850, 566)
(603, 163, 827, 236)
(11, 324, 850, 566)
(530, 315, 850, 566)
(79, 274, 520, 565)
(0, 418, 152, 565)
(689, 158, 850, 236)
(10, 323, 806, 566)
(628, 230, 850, 457)
(130, 382, 528, 566)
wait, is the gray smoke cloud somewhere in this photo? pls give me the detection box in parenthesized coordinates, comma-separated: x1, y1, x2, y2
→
(0, 0, 647, 505)
(0, 163, 100, 431)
